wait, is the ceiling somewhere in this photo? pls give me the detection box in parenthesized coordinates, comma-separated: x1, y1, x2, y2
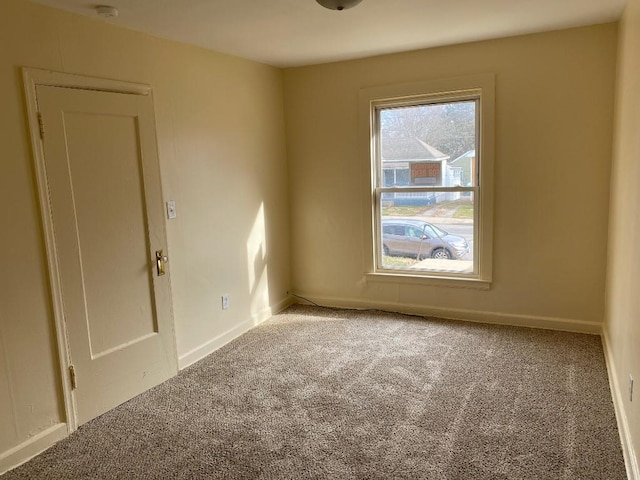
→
(29, 0, 626, 67)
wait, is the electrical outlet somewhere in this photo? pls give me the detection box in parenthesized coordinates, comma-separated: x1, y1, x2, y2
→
(221, 294, 229, 310)
(630, 374, 634, 402)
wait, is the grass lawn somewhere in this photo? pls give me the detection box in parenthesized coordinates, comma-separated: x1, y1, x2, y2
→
(382, 255, 418, 268)
(382, 199, 474, 219)
(381, 206, 427, 217)
(453, 204, 474, 219)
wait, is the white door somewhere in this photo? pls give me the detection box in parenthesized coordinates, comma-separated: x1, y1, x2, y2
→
(36, 85, 177, 426)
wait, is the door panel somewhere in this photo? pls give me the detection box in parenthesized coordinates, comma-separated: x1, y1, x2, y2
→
(37, 85, 177, 426)
(65, 113, 157, 356)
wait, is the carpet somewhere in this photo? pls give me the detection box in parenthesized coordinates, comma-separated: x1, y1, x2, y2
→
(3, 305, 626, 479)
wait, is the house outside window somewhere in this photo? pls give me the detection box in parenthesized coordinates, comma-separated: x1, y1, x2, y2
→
(360, 75, 495, 288)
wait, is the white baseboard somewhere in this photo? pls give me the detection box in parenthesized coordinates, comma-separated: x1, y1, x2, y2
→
(178, 296, 293, 370)
(0, 423, 68, 475)
(290, 293, 602, 334)
(602, 329, 639, 480)
(273, 295, 296, 314)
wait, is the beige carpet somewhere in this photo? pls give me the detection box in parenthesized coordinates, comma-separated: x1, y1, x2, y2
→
(3, 305, 626, 479)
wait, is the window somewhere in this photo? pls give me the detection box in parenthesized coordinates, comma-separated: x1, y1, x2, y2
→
(360, 75, 494, 287)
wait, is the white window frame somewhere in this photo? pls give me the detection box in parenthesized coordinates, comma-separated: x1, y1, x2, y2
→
(359, 75, 495, 289)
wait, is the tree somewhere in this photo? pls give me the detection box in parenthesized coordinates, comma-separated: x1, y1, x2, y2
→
(380, 100, 476, 160)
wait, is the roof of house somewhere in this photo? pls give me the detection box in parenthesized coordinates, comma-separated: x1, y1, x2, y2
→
(381, 137, 449, 162)
(449, 150, 476, 164)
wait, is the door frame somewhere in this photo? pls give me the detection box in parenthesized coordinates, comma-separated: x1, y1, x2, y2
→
(22, 68, 176, 433)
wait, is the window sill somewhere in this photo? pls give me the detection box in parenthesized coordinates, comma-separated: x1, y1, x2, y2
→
(365, 272, 491, 290)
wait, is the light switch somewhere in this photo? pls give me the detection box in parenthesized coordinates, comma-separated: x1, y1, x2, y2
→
(166, 200, 177, 219)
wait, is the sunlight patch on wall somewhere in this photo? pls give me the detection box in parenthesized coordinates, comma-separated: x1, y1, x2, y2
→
(247, 203, 269, 323)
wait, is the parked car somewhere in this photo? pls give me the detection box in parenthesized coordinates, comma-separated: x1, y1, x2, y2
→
(381, 218, 469, 260)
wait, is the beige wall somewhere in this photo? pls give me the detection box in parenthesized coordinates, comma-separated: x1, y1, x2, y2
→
(283, 24, 617, 328)
(0, 0, 290, 458)
(606, 0, 640, 472)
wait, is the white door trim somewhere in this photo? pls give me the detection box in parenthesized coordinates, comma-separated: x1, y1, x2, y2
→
(22, 68, 170, 434)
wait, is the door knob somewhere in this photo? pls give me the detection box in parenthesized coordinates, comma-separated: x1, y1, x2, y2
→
(155, 250, 168, 276)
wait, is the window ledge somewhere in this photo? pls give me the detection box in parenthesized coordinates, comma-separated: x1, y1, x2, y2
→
(365, 272, 491, 290)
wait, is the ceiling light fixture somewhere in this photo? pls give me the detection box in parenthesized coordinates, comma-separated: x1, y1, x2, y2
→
(316, 0, 363, 11)
(96, 5, 119, 18)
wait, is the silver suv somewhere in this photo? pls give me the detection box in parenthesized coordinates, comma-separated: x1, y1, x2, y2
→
(382, 218, 469, 260)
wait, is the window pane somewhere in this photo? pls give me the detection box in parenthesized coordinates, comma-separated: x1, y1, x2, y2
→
(379, 193, 475, 275)
(396, 168, 410, 186)
(379, 101, 477, 187)
(383, 168, 394, 187)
